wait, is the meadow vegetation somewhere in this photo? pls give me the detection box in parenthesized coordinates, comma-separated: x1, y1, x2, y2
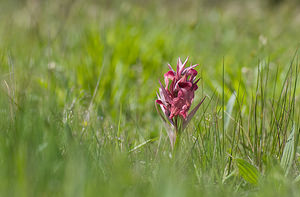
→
(0, 0, 300, 196)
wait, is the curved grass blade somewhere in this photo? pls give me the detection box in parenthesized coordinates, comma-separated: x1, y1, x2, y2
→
(129, 138, 158, 153)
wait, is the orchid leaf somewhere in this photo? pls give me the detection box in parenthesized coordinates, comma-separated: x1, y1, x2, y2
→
(224, 92, 236, 131)
(236, 158, 260, 185)
(281, 125, 296, 175)
(155, 102, 176, 149)
(155, 102, 168, 124)
(294, 173, 300, 183)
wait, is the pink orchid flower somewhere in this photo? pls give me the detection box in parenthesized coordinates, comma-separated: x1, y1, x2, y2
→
(155, 57, 206, 150)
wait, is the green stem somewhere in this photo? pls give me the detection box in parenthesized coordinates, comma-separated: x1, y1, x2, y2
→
(172, 117, 183, 157)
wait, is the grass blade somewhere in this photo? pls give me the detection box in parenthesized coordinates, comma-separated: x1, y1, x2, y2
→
(129, 138, 158, 153)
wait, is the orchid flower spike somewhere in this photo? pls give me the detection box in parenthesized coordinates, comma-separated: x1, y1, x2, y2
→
(155, 57, 206, 150)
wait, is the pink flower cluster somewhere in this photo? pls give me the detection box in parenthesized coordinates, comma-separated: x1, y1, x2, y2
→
(156, 57, 199, 121)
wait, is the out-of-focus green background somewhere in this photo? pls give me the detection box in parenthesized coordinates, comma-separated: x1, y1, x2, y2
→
(0, 0, 299, 196)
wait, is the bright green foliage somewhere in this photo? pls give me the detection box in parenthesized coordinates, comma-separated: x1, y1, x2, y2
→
(236, 158, 260, 185)
(0, 0, 300, 196)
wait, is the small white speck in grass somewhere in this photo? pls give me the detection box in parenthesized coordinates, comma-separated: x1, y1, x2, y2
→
(48, 62, 56, 70)
(38, 143, 48, 152)
(259, 35, 267, 46)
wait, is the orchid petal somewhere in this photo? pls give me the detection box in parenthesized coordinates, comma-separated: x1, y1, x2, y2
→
(193, 78, 200, 85)
(164, 71, 175, 88)
(178, 57, 189, 76)
(164, 71, 175, 78)
(159, 81, 171, 103)
(183, 64, 198, 74)
(156, 100, 164, 105)
(182, 57, 189, 68)
(176, 58, 181, 75)
(193, 84, 198, 91)
(178, 82, 192, 88)
(168, 64, 175, 72)
(188, 69, 198, 77)
(182, 96, 206, 130)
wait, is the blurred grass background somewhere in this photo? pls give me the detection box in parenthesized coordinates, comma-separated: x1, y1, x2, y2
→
(0, 0, 300, 196)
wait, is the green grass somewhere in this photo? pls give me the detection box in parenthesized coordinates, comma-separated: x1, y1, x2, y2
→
(0, 0, 300, 196)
